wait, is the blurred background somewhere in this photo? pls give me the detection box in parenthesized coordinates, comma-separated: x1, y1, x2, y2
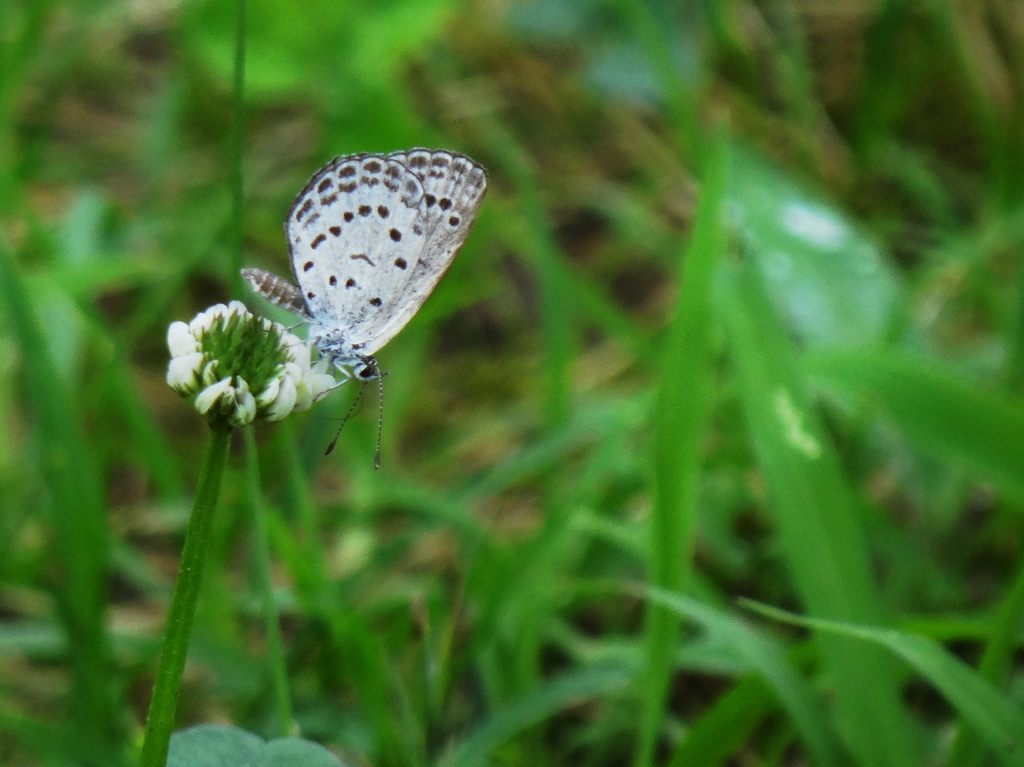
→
(3, 0, 1024, 765)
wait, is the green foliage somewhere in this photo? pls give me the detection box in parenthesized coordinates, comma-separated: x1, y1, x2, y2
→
(727, 144, 904, 349)
(168, 724, 342, 767)
(746, 602, 1024, 767)
(3, 0, 1024, 766)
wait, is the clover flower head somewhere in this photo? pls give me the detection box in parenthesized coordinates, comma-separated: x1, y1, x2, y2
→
(166, 301, 338, 429)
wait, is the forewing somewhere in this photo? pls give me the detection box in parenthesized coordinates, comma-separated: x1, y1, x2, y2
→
(285, 153, 426, 340)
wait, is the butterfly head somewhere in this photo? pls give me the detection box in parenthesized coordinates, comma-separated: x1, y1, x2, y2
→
(353, 356, 380, 380)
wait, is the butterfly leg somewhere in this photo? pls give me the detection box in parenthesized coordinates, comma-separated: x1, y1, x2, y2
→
(313, 378, 348, 402)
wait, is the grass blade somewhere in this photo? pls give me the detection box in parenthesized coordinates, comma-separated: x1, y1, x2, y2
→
(746, 601, 1024, 767)
(716, 259, 918, 767)
(0, 240, 123, 764)
(805, 349, 1024, 497)
(643, 587, 844, 767)
(634, 134, 728, 767)
(442, 664, 632, 767)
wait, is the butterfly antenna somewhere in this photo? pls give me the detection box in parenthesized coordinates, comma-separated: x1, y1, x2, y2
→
(374, 372, 385, 470)
(325, 383, 367, 456)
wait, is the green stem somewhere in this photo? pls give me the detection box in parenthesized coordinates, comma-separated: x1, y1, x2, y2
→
(243, 428, 294, 736)
(139, 427, 232, 767)
(633, 136, 726, 767)
(229, 0, 246, 297)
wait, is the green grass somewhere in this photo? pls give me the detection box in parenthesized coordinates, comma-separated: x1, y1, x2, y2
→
(3, 1, 1024, 765)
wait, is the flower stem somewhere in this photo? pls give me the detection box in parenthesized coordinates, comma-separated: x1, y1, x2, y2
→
(139, 426, 232, 767)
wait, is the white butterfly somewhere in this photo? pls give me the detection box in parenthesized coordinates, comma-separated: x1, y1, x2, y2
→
(243, 148, 487, 381)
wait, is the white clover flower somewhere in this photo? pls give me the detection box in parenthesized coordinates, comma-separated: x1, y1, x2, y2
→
(167, 302, 339, 429)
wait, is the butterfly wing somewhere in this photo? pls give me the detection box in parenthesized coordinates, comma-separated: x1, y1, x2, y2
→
(285, 153, 427, 346)
(241, 267, 311, 319)
(360, 149, 488, 354)
(259, 150, 486, 360)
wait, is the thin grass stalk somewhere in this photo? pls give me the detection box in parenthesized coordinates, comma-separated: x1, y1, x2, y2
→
(229, 0, 246, 297)
(224, 8, 295, 727)
(634, 134, 727, 767)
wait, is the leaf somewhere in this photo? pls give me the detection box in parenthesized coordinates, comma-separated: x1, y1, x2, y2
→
(805, 348, 1024, 497)
(715, 259, 919, 767)
(441, 665, 632, 767)
(643, 588, 844, 767)
(744, 602, 1024, 767)
(727, 144, 904, 348)
(168, 725, 344, 767)
(636, 133, 728, 767)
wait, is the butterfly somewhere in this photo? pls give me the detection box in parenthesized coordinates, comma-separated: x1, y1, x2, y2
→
(242, 148, 487, 381)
